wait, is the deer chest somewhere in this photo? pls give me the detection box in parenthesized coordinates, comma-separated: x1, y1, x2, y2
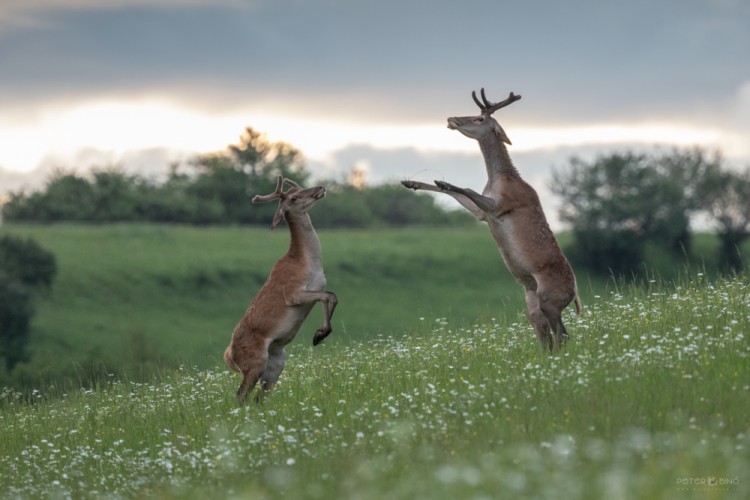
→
(306, 264, 326, 291)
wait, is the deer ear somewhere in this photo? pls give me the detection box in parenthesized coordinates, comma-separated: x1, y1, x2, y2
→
(494, 122, 512, 145)
(270, 206, 285, 229)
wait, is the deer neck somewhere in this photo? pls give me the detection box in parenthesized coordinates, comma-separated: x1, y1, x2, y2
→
(478, 132, 520, 181)
(285, 213, 322, 263)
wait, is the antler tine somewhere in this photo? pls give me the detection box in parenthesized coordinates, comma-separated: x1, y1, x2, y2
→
(480, 88, 493, 109)
(283, 178, 302, 190)
(472, 90, 486, 112)
(252, 175, 285, 203)
(483, 90, 522, 115)
(471, 88, 522, 115)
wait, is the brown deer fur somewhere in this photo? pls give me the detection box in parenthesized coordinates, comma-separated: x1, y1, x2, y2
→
(402, 89, 580, 350)
(224, 176, 338, 403)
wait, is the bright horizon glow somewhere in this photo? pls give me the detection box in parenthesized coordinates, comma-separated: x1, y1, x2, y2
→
(0, 99, 743, 174)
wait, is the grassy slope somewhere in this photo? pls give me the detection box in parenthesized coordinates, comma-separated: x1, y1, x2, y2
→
(0, 274, 748, 499)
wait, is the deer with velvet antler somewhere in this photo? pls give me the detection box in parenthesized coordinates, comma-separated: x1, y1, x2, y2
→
(403, 89, 581, 350)
(224, 176, 338, 403)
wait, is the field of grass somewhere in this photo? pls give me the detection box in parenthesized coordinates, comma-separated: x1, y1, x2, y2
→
(0, 273, 747, 498)
(0, 223, 611, 386)
(1, 222, 745, 388)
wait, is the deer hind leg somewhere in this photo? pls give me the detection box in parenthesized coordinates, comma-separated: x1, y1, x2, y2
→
(537, 287, 571, 351)
(525, 288, 553, 350)
(258, 344, 286, 401)
(234, 336, 269, 404)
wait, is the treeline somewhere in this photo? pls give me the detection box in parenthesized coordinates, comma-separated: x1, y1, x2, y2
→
(2, 126, 748, 275)
(552, 148, 750, 274)
(1, 128, 472, 228)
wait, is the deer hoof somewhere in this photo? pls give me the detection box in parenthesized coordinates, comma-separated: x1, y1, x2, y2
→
(313, 327, 332, 346)
(434, 180, 453, 191)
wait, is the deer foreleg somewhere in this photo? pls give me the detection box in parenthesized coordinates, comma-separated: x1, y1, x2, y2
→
(402, 180, 486, 220)
(434, 180, 498, 215)
(402, 180, 439, 192)
(288, 290, 339, 345)
(313, 291, 338, 345)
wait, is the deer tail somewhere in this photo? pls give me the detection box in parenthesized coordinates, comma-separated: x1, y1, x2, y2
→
(224, 345, 241, 373)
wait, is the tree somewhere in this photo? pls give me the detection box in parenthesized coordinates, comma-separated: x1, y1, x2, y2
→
(2, 167, 146, 223)
(308, 183, 378, 228)
(2, 171, 95, 222)
(551, 150, 712, 275)
(89, 168, 141, 222)
(652, 148, 724, 252)
(229, 127, 309, 182)
(188, 127, 310, 224)
(133, 168, 202, 223)
(698, 165, 750, 271)
(361, 184, 473, 227)
(307, 177, 476, 229)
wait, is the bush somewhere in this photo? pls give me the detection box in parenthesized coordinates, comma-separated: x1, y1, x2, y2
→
(0, 278, 34, 371)
(564, 228, 644, 276)
(0, 235, 57, 289)
(0, 236, 57, 371)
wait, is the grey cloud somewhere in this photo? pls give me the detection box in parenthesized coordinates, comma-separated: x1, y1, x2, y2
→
(1, 0, 749, 209)
(2, 0, 749, 125)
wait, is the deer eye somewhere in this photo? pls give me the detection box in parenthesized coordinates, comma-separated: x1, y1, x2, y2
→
(473, 116, 484, 124)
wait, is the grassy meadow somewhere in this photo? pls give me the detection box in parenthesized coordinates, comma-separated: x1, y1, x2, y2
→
(0, 272, 748, 498)
(2, 222, 743, 386)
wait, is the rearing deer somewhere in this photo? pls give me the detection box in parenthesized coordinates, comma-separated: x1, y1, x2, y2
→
(402, 89, 580, 350)
(224, 176, 338, 403)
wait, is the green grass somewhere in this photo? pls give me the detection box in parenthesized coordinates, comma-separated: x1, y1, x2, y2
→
(0, 273, 748, 498)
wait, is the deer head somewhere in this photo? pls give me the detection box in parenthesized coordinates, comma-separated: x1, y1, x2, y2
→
(447, 88, 521, 145)
(252, 175, 326, 229)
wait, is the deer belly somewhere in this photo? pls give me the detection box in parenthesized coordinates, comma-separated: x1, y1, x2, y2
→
(488, 219, 535, 285)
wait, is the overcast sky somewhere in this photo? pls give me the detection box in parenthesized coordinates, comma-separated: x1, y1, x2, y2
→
(1, 0, 749, 221)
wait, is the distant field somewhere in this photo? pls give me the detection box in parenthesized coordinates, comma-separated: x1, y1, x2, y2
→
(0, 223, 741, 387)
